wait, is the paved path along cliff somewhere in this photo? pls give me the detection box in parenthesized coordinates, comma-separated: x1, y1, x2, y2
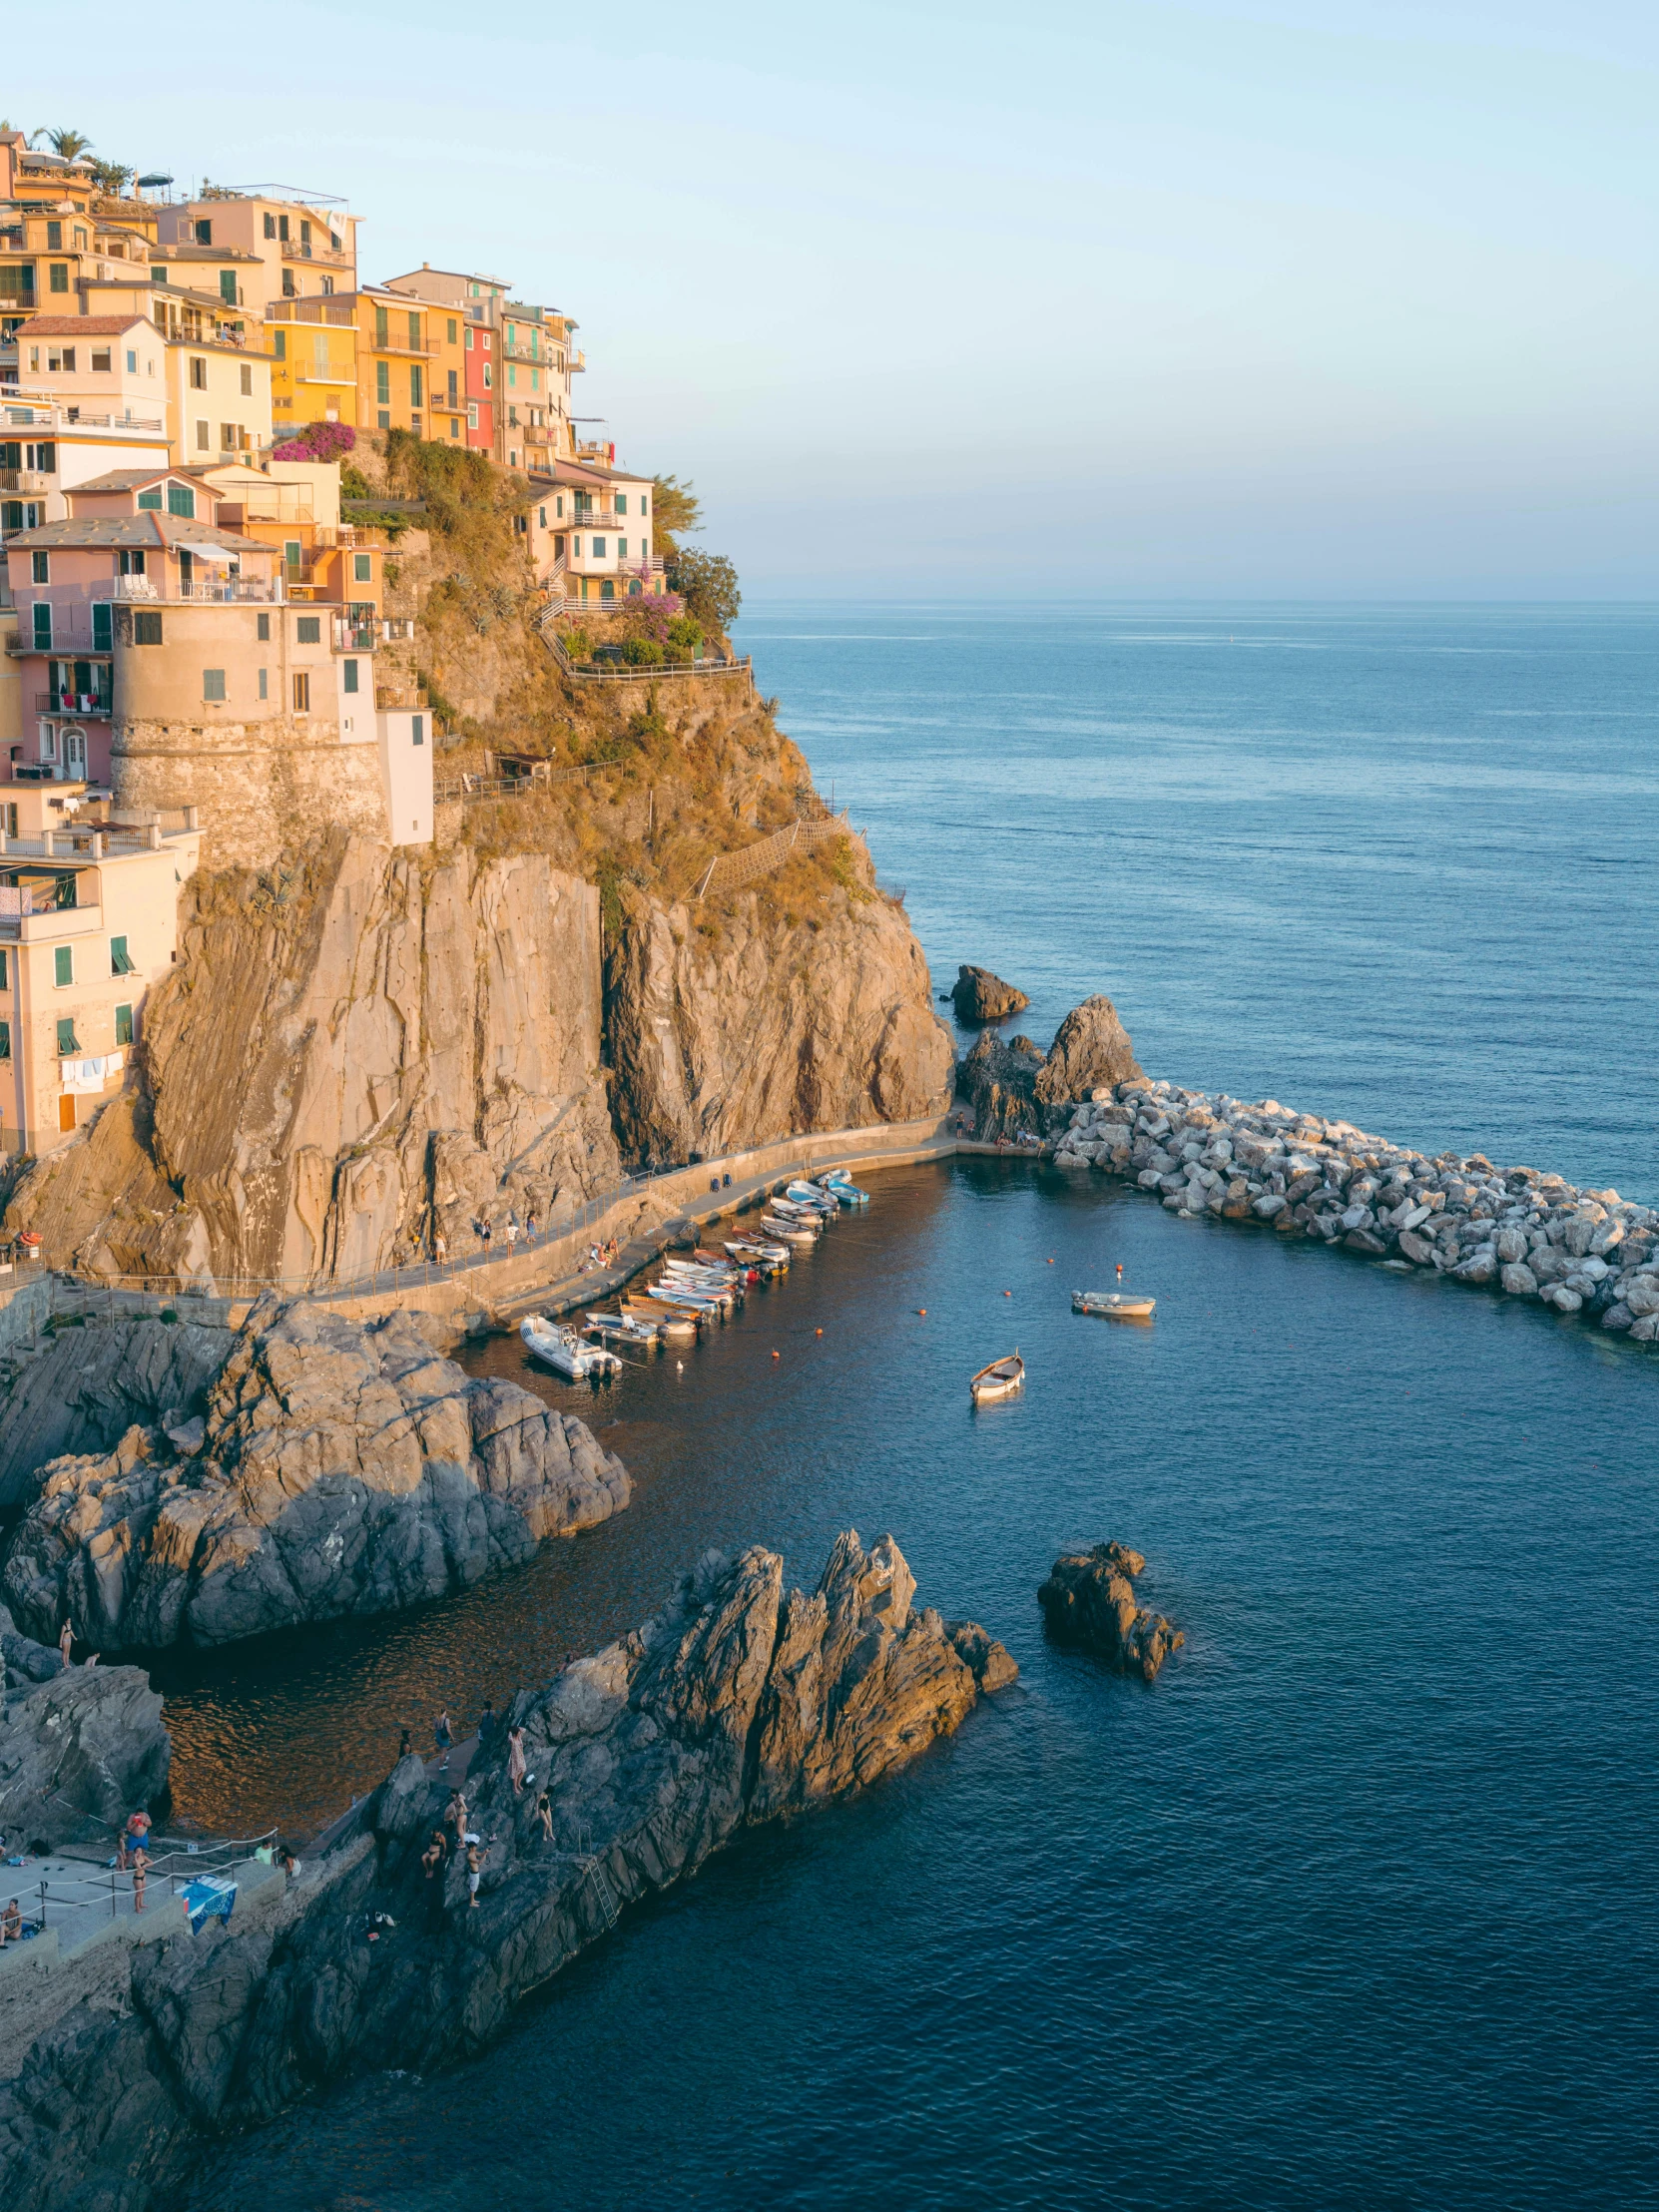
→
(0, 1530, 1014, 2212)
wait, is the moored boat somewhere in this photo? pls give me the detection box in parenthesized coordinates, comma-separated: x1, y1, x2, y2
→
(584, 1312, 661, 1348)
(521, 1315, 622, 1380)
(1071, 1289, 1157, 1320)
(727, 1237, 789, 1271)
(762, 1215, 819, 1247)
(818, 1172, 869, 1206)
(969, 1352, 1025, 1403)
(623, 1296, 699, 1341)
(785, 1182, 837, 1216)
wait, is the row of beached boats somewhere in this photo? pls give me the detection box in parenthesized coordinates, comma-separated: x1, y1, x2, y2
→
(969, 1287, 1158, 1404)
(519, 1170, 870, 1377)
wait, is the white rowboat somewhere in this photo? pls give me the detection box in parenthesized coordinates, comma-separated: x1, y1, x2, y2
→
(970, 1352, 1025, 1403)
(1072, 1290, 1157, 1320)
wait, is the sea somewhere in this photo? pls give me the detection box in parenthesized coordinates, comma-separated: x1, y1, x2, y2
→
(178, 604, 1659, 2211)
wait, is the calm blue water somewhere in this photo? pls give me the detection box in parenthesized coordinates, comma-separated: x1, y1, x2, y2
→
(181, 606, 1659, 2210)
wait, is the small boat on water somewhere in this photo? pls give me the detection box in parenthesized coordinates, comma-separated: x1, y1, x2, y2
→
(969, 1352, 1025, 1404)
(762, 1215, 819, 1247)
(648, 1282, 728, 1316)
(623, 1297, 699, 1341)
(584, 1312, 660, 1349)
(695, 1248, 758, 1282)
(818, 1173, 869, 1207)
(727, 1237, 789, 1271)
(521, 1315, 622, 1380)
(785, 1181, 837, 1216)
(1072, 1290, 1157, 1321)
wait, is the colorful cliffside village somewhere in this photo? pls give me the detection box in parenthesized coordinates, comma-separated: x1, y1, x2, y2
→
(0, 131, 659, 1162)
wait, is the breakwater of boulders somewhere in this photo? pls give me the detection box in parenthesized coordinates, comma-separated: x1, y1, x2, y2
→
(1053, 1079, 1659, 1341)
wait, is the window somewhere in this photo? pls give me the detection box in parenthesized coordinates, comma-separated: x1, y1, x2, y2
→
(47, 345, 75, 372)
(617, 538, 628, 559)
(641, 494, 648, 516)
(375, 360, 389, 404)
(91, 347, 112, 371)
(126, 348, 137, 372)
(283, 540, 301, 572)
(482, 362, 492, 389)
(134, 611, 163, 644)
(240, 362, 253, 395)
(110, 934, 135, 975)
(615, 494, 628, 515)
(92, 603, 112, 651)
(46, 220, 61, 251)
(119, 550, 146, 576)
(194, 220, 212, 245)
(220, 271, 238, 303)
(465, 326, 473, 350)
(591, 537, 606, 557)
(411, 715, 424, 746)
(377, 410, 390, 430)
(137, 488, 161, 510)
(0, 946, 7, 986)
(281, 270, 295, 297)
(189, 355, 208, 389)
(320, 274, 334, 295)
(115, 1003, 134, 1047)
(296, 616, 320, 644)
(342, 659, 359, 694)
(32, 603, 51, 649)
(292, 671, 309, 713)
(555, 496, 564, 518)
(374, 304, 388, 346)
(409, 364, 422, 406)
(220, 423, 238, 450)
(167, 484, 195, 517)
(195, 421, 210, 450)
(447, 317, 457, 343)
(31, 549, 48, 583)
(530, 368, 539, 393)
(353, 553, 371, 582)
(300, 220, 311, 248)
(264, 212, 276, 239)
(54, 947, 74, 989)
(0, 265, 36, 300)
(257, 611, 271, 641)
(273, 328, 285, 360)
(28, 441, 54, 474)
(467, 403, 478, 430)
(407, 311, 420, 350)
(539, 506, 546, 528)
(0, 1020, 8, 1062)
(446, 367, 458, 404)
(507, 363, 516, 389)
(258, 667, 268, 700)
(277, 214, 289, 243)
(49, 263, 69, 292)
(203, 668, 227, 701)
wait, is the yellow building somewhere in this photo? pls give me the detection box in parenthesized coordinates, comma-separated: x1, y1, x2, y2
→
(267, 299, 358, 435)
(350, 287, 467, 443)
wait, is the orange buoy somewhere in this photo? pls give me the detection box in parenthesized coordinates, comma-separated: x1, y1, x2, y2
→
(815, 1328, 824, 1337)
(1003, 1290, 1011, 1297)
(917, 1308, 926, 1317)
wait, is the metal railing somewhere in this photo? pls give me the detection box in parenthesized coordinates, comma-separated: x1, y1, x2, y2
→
(23, 1828, 281, 1949)
(538, 614, 751, 684)
(36, 692, 112, 716)
(694, 811, 856, 899)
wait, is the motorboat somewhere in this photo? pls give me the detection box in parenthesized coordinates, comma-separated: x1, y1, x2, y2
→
(727, 1237, 789, 1271)
(623, 1297, 699, 1341)
(785, 1182, 838, 1216)
(969, 1352, 1025, 1404)
(661, 1264, 740, 1301)
(1072, 1289, 1157, 1321)
(648, 1282, 729, 1316)
(695, 1248, 758, 1282)
(521, 1315, 622, 1380)
(762, 1215, 819, 1247)
(584, 1312, 661, 1348)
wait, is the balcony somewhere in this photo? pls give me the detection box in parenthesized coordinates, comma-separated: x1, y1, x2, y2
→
(332, 617, 378, 652)
(113, 574, 286, 605)
(280, 241, 352, 267)
(0, 469, 52, 492)
(368, 336, 441, 359)
(60, 407, 167, 432)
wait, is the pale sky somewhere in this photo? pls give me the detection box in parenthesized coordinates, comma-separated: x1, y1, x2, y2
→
(14, 0, 1656, 597)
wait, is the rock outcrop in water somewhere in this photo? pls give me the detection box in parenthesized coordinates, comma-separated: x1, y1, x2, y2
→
(1053, 1077, 1659, 1338)
(950, 964, 1029, 1022)
(0, 1530, 1013, 2212)
(0, 1615, 171, 1848)
(956, 991, 1143, 1142)
(0, 1301, 630, 1650)
(1038, 1542, 1184, 1680)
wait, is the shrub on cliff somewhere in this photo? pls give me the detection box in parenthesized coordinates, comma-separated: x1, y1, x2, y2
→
(668, 548, 741, 633)
(272, 420, 356, 463)
(622, 636, 665, 666)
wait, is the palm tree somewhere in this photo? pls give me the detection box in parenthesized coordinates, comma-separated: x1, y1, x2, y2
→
(32, 127, 94, 162)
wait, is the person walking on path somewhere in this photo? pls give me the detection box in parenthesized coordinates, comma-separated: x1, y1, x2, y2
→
(58, 1619, 73, 1670)
(525, 1209, 538, 1244)
(434, 1227, 449, 1267)
(479, 1217, 493, 1255)
(131, 1850, 148, 1915)
(507, 1725, 527, 1796)
(434, 1706, 453, 1764)
(506, 1215, 519, 1256)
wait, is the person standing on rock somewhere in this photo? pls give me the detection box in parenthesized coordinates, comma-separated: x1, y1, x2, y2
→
(398, 1727, 412, 1760)
(434, 1228, 449, 1268)
(477, 1702, 497, 1753)
(421, 1830, 447, 1926)
(479, 1217, 493, 1254)
(535, 1791, 553, 1843)
(0, 1898, 21, 1946)
(507, 1724, 527, 1796)
(525, 1208, 539, 1244)
(445, 1790, 469, 1854)
(506, 1215, 519, 1256)
(58, 1619, 73, 1669)
(131, 1849, 148, 1914)
(465, 1841, 482, 1909)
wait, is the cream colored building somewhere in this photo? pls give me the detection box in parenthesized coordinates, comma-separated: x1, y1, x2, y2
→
(2, 322, 174, 536)
(155, 195, 358, 308)
(0, 785, 201, 1159)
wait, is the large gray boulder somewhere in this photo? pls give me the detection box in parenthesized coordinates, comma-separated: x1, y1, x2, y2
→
(1032, 994, 1143, 1107)
(0, 1301, 631, 1650)
(955, 1029, 1047, 1142)
(1038, 1541, 1184, 1680)
(950, 964, 1029, 1022)
(0, 1646, 170, 1849)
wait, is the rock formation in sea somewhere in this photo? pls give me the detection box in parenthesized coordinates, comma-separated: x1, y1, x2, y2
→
(1038, 1542, 1184, 1680)
(0, 1610, 171, 1848)
(956, 991, 1143, 1141)
(1053, 1076, 1659, 1338)
(950, 963, 1029, 1021)
(0, 1301, 630, 1650)
(0, 1530, 1014, 2212)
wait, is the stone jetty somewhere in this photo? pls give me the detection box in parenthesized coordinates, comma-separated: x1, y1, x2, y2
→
(1053, 1079, 1659, 1339)
(0, 1530, 1013, 2212)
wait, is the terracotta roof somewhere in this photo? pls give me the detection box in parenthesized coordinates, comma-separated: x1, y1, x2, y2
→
(67, 468, 178, 492)
(15, 314, 152, 337)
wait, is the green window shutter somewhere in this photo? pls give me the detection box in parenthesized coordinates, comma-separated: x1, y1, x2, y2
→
(92, 602, 112, 651)
(375, 305, 388, 346)
(0, 1018, 9, 1061)
(111, 934, 135, 975)
(134, 611, 163, 645)
(32, 604, 51, 649)
(54, 946, 74, 988)
(203, 669, 226, 701)
(296, 616, 320, 644)
(342, 659, 359, 694)
(376, 361, 389, 404)
(138, 488, 162, 510)
(273, 328, 285, 360)
(410, 364, 422, 406)
(167, 485, 195, 517)
(115, 1003, 134, 1046)
(407, 311, 420, 351)
(57, 1016, 78, 1054)
(220, 270, 238, 302)
(353, 553, 371, 582)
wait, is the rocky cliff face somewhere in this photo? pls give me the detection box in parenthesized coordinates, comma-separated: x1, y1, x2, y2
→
(1037, 1542, 1184, 1680)
(0, 1624, 171, 1849)
(605, 884, 953, 1165)
(0, 1530, 1012, 2212)
(2, 1302, 630, 1650)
